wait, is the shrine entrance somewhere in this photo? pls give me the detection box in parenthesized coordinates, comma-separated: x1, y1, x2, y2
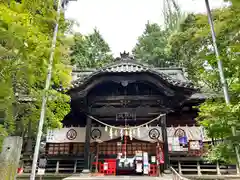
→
(66, 52, 197, 175)
(91, 136, 161, 176)
(87, 111, 167, 176)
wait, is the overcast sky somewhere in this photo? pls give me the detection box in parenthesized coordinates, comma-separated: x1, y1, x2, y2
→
(65, 0, 228, 57)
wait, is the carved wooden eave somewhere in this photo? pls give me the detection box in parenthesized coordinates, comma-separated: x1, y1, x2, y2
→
(67, 53, 198, 100)
(69, 64, 196, 91)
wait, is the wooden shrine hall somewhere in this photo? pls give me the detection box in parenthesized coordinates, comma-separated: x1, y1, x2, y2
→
(44, 52, 209, 176)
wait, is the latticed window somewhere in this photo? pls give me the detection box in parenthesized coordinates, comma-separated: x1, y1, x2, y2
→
(47, 143, 70, 155)
(72, 143, 84, 155)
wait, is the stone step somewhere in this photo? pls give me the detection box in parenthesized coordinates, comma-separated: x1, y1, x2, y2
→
(63, 175, 173, 180)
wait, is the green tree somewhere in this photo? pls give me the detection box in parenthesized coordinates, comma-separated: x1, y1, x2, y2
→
(225, 0, 240, 7)
(133, 22, 175, 67)
(132, 0, 186, 67)
(0, 0, 72, 149)
(70, 29, 114, 69)
(167, 2, 240, 163)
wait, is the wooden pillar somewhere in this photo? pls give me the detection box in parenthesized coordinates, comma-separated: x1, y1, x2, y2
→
(55, 161, 59, 174)
(83, 116, 92, 171)
(216, 161, 221, 175)
(161, 114, 170, 170)
(156, 142, 160, 176)
(197, 161, 201, 175)
(74, 160, 77, 173)
(236, 163, 240, 175)
(178, 161, 182, 175)
(95, 142, 99, 173)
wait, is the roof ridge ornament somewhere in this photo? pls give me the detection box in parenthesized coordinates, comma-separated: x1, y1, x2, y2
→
(115, 51, 134, 61)
(120, 51, 130, 58)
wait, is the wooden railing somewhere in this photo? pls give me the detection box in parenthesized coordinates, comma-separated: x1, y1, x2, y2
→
(170, 166, 189, 180)
(170, 158, 238, 175)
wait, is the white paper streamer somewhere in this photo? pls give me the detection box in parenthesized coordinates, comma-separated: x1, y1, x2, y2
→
(125, 130, 128, 136)
(109, 128, 113, 139)
(120, 129, 123, 140)
(129, 129, 133, 140)
(133, 129, 136, 135)
(114, 129, 118, 136)
(137, 128, 140, 138)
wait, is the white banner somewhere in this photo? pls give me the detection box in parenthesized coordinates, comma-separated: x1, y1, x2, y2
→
(46, 127, 86, 143)
(167, 126, 210, 141)
(46, 126, 210, 143)
(46, 127, 163, 143)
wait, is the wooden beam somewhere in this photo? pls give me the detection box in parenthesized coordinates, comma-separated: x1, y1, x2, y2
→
(91, 116, 156, 121)
(89, 95, 166, 102)
(90, 107, 166, 116)
(90, 103, 171, 110)
(91, 102, 165, 107)
(87, 95, 178, 108)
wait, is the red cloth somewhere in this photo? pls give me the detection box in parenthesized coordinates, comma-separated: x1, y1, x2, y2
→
(160, 151, 164, 164)
(157, 146, 164, 164)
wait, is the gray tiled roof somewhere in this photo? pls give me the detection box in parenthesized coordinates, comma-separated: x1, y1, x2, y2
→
(70, 60, 196, 91)
(188, 92, 221, 100)
(101, 62, 148, 73)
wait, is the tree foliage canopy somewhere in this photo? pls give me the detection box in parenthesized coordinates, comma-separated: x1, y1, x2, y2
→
(0, 0, 114, 150)
(70, 29, 114, 69)
(0, 0, 73, 148)
(133, 22, 176, 67)
(133, 0, 186, 67)
(171, 2, 240, 163)
(167, 4, 240, 161)
(133, 0, 240, 163)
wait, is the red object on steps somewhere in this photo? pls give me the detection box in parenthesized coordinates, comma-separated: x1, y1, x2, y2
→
(149, 164, 157, 176)
(17, 168, 23, 174)
(93, 159, 116, 175)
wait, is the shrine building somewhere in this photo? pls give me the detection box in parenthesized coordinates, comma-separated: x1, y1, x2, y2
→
(43, 52, 210, 176)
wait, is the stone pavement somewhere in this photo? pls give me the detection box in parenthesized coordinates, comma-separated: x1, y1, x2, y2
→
(63, 175, 173, 180)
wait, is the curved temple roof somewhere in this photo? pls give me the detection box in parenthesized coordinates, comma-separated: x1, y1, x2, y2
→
(69, 52, 197, 93)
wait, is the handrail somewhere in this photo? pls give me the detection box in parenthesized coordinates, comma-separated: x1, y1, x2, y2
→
(170, 166, 190, 180)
